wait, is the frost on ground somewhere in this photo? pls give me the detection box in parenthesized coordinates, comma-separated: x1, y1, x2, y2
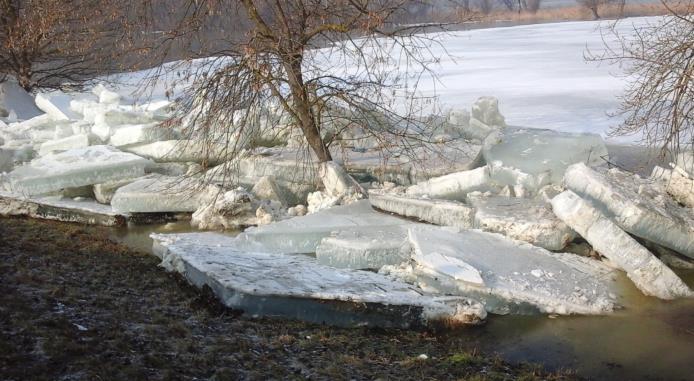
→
(151, 232, 486, 328)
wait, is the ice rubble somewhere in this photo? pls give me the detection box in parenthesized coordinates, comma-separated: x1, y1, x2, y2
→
(35, 91, 83, 121)
(468, 195, 576, 251)
(315, 225, 414, 269)
(551, 191, 692, 299)
(650, 165, 694, 208)
(122, 140, 227, 165)
(7, 145, 151, 196)
(108, 123, 176, 147)
(111, 175, 217, 213)
(564, 163, 694, 259)
(383, 226, 619, 315)
(151, 232, 487, 328)
(482, 127, 608, 185)
(369, 190, 475, 229)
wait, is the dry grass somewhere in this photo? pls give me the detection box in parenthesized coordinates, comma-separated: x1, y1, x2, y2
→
(448, 3, 686, 26)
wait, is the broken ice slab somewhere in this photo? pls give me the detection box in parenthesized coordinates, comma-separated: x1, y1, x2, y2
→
(0, 81, 44, 121)
(38, 133, 97, 156)
(108, 123, 177, 147)
(405, 166, 490, 200)
(8, 145, 151, 196)
(551, 191, 692, 299)
(93, 177, 138, 204)
(676, 151, 693, 176)
(564, 163, 694, 259)
(339, 142, 484, 185)
(468, 195, 576, 251)
(151, 232, 486, 328)
(238, 200, 408, 254)
(0, 191, 127, 226)
(34, 91, 83, 121)
(0, 149, 13, 173)
(368, 191, 475, 229)
(122, 140, 227, 165)
(315, 225, 414, 270)
(110, 175, 216, 213)
(396, 226, 619, 315)
(482, 127, 608, 184)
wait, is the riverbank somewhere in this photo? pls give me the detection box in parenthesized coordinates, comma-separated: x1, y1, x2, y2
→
(0, 216, 577, 381)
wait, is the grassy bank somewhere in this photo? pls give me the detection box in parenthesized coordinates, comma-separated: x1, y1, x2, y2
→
(0, 217, 579, 380)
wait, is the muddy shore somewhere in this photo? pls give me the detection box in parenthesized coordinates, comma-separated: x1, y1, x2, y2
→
(0, 217, 577, 381)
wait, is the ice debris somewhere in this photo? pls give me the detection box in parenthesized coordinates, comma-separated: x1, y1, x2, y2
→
(551, 190, 692, 299)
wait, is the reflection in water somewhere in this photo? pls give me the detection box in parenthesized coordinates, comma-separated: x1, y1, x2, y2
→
(111, 223, 694, 381)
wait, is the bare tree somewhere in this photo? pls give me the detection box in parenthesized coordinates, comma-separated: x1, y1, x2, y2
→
(0, 0, 125, 91)
(146, 0, 455, 171)
(588, 0, 693, 155)
(576, 0, 618, 19)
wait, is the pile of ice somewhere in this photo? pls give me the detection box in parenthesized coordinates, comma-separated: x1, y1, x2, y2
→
(3, 80, 692, 327)
(0, 81, 504, 227)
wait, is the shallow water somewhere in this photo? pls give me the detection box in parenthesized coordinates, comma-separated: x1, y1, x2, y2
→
(110, 223, 694, 381)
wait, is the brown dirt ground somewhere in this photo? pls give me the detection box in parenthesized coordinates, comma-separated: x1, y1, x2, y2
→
(0, 216, 580, 381)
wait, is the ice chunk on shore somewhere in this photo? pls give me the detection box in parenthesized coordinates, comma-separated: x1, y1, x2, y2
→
(123, 140, 227, 165)
(152, 232, 486, 327)
(315, 225, 413, 269)
(91, 84, 121, 104)
(38, 134, 97, 156)
(665, 166, 694, 208)
(565, 163, 694, 258)
(483, 128, 608, 184)
(405, 166, 490, 200)
(369, 191, 475, 229)
(109, 123, 176, 147)
(320, 161, 366, 198)
(469, 195, 575, 251)
(397, 226, 619, 315)
(0, 81, 43, 121)
(35, 91, 81, 120)
(8, 145, 150, 196)
(238, 200, 408, 253)
(551, 190, 692, 299)
(111, 175, 217, 213)
(0, 191, 127, 226)
(471, 96, 506, 128)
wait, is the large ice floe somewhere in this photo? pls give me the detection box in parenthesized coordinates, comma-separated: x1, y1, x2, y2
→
(151, 232, 487, 328)
(382, 226, 619, 315)
(551, 190, 692, 299)
(7, 145, 151, 196)
(564, 163, 694, 259)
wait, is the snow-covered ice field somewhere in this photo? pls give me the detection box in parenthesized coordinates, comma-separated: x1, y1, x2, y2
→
(109, 17, 656, 143)
(414, 17, 654, 141)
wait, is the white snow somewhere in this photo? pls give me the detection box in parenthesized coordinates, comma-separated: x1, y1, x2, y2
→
(551, 190, 692, 299)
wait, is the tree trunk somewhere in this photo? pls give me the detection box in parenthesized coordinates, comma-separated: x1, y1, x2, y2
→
(284, 56, 332, 163)
(590, 6, 600, 19)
